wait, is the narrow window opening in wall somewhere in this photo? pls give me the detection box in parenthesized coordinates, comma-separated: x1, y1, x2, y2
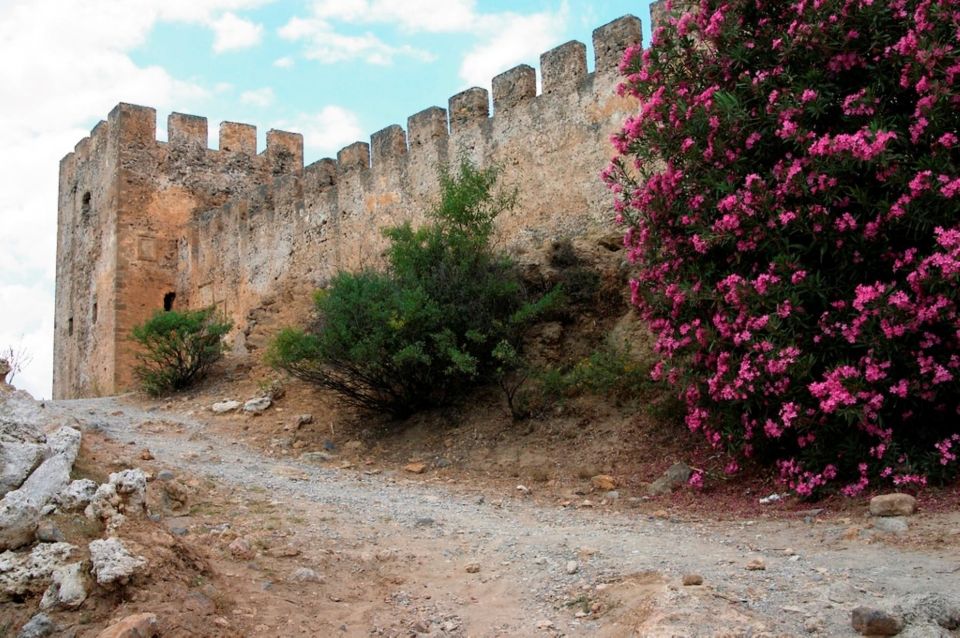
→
(92, 302, 98, 324)
(81, 192, 92, 219)
(68, 317, 74, 336)
(163, 292, 176, 311)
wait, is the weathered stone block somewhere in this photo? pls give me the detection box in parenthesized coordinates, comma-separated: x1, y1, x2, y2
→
(407, 107, 448, 147)
(304, 158, 337, 190)
(337, 142, 370, 172)
(266, 129, 304, 175)
(449, 88, 489, 133)
(541, 41, 587, 93)
(592, 15, 642, 73)
(650, 0, 669, 30)
(371, 125, 407, 164)
(493, 65, 536, 112)
(108, 103, 156, 146)
(219, 121, 257, 155)
(168, 113, 208, 148)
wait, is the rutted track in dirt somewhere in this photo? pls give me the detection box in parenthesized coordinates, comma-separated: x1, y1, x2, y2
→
(51, 396, 960, 637)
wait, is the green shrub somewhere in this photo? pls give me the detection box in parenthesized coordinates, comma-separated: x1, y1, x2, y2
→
(268, 160, 561, 418)
(566, 344, 651, 402)
(131, 308, 232, 396)
(501, 342, 656, 420)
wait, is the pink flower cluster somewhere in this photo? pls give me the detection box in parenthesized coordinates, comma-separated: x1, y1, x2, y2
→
(604, 0, 960, 496)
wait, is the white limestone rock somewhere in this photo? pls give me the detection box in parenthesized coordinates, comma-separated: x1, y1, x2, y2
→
(57, 478, 98, 511)
(0, 442, 46, 497)
(85, 469, 148, 531)
(40, 562, 87, 610)
(211, 400, 241, 414)
(0, 389, 46, 446)
(108, 468, 147, 512)
(0, 542, 77, 599)
(0, 491, 40, 550)
(89, 537, 146, 586)
(0, 395, 75, 548)
(0, 425, 79, 548)
(243, 397, 272, 414)
(85, 482, 120, 522)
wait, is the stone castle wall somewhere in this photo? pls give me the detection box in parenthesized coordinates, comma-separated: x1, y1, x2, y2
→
(53, 12, 649, 399)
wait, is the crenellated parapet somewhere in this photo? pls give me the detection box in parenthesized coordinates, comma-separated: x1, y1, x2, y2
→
(493, 65, 537, 113)
(54, 12, 649, 398)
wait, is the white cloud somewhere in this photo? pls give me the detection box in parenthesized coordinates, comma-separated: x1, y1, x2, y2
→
(240, 87, 276, 107)
(277, 0, 481, 66)
(273, 56, 295, 68)
(309, 0, 477, 33)
(459, 8, 569, 88)
(211, 12, 264, 53)
(279, 106, 364, 157)
(281, 0, 569, 86)
(279, 17, 433, 65)
(0, 0, 271, 398)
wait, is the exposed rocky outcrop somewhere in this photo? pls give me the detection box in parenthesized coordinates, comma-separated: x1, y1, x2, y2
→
(0, 425, 81, 550)
(0, 542, 78, 599)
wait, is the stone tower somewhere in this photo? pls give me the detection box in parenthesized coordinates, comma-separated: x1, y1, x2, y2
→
(53, 104, 303, 398)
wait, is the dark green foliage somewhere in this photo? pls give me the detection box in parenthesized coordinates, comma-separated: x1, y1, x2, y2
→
(268, 160, 560, 418)
(557, 267, 602, 306)
(131, 308, 231, 396)
(505, 342, 659, 420)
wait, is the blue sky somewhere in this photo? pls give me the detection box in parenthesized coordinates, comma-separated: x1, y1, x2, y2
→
(0, 0, 653, 398)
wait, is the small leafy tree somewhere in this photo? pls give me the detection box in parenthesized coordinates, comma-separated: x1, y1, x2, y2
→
(131, 308, 232, 396)
(605, 0, 960, 495)
(268, 160, 560, 418)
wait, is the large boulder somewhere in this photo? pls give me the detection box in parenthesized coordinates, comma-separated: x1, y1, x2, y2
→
(0, 390, 47, 444)
(0, 426, 82, 550)
(851, 606, 904, 636)
(89, 538, 147, 586)
(0, 389, 48, 498)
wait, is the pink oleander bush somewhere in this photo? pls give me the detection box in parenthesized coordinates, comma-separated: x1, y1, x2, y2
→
(604, 0, 960, 496)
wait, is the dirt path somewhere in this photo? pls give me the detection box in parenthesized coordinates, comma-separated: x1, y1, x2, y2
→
(49, 396, 960, 637)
